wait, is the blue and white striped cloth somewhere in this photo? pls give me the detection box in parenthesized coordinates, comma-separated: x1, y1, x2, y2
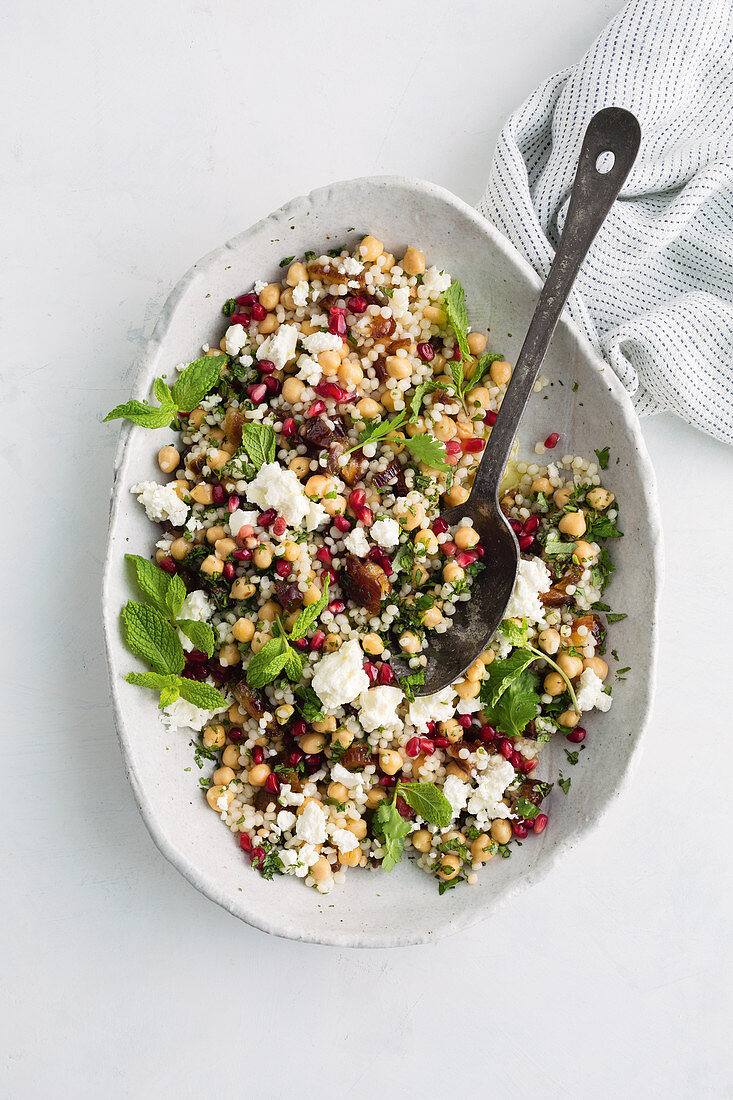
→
(479, 0, 733, 445)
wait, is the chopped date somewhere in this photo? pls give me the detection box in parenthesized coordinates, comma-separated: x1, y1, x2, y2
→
(233, 680, 267, 720)
(540, 564, 583, 607)
(511, 778, 552, 810)
(339, 554, 390, 614)
(371, 458, 408, 497)
(307, 261, 366, 287)
(223, 406, 244, 449)
(339, 740, 372, 771)
(274, 580, 302, 611)
(299, 414, 346, 452)
(327, 443, 368, 486)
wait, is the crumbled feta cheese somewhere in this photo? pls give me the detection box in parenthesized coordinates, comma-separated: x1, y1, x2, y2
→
(130, 481, 188, 527)
(466, 757, 517, 824)
(238, 353, 253, 369)
(443, 774, 469, 820)
(357, 685, 405, 733)
(408, 686, 456, 731)
(161, 695, 225, 733)
(296, 354, 322, 386)
(295, 801, 328, 845)
(339, 256, 364, 276)
(311, 639, 369, 710)
(331, 827, 359, 853)
(292, 280, 310, 307)
(456, 695, 483, 715)
(293, 842, 321, 877)
(505, 557, 552, 624)
(370, 517, 400, 549)
(302, 331, 343, 355)
(276, 810, 297, 832)
(224, 324, 249, 356)
(575, 668, 613, 713)
(390, 286, 411, 319)
(253, 280, 267, 294)
(216, 793, 229, 813)
(422, 267, 452, 296)
(344, 527, 369, 557)
(279, 784, 305, 808)
(176, 589, 214, 652)
(330, 764, 364, 793)
(228, 508, 259, 537)
(256, 323, 299, 370)
(245, 462, 326, 530)
(278, 848, 298, 869)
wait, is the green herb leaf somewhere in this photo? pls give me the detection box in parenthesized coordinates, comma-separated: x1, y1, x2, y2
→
(408, 379, 453, 422)
(558, 772, 572, 795)
(397, 781, 452, 827)
(170, 355, 227, 414)
(403, 432, 449, 471)
(279, 255, 295, 267)
(289, 577, 330, 640)
(125, 671, 181, 708)
(605, 612, 627, 623)
(399, 669, 425, 702)
(176, 678, 228, 710)
(282, 645, 305, 682)
(480, 665, 540, 739)
(482, 649, 537, 709)
(176, 620, 216, 657)
(103, 382, 177, 429)
(237, 422, 277, 471)
(294, 685, 325, 724)
(121, 601, 185, 675)
(499, 617, 530, 647)
(349, 410, 408, 454)
(222, 298, 237, 317)
(467, 352, 504, 392)
(594, 446, 610, 470)
(373, 798, 412, 872)
(245, 637, 289, 689)
(125, 554, 185, 618)
(542, 529, 574, 559)
(443, 280, 471, 360)
(513, 797, 540, 820)
(260, 849, 284, 880)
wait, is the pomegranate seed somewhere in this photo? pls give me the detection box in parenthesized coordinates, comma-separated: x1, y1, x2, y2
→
(566, 726, 586, 744)
(264, 773, 280, 795)
(485, 410, 497, 426)
(499, 738, 514, 759)
(250, 846, 265, 867)
(510, 751, 523, 769)
(187, 649, 208, 663)
(523, 514, 540, 535)
(334, 514, 351, 532)
(236, 293, 258, 306)
(316, 546, 332, 565)
(377, 663, 395, 686)
(452, 346, 462, 361)
(521, 757, 537, 774)
(291, 720, 307, 738)
(222, 562, 235, 581)
(518, 534, 534, 551)
(513, 822, 528, 839)
(258, 508, 276, 527)
(264, 377, 281, 396)
(475, 545, 485, 558)
(509, 519, 522, 534)
(230, 312, 250, 327)
(239, 832, 252, 851)
(247, 382, 267, 403)
(405, 737, 421, 758)
(307, 400, 326, 418)
(445, 439, 462, 455)
(226, 494, 240, 513)
(363, 661, 379, 685)
(426, 721, 437, 734)
(348, 488, 366, 509)
(272, 516, 287, 537)
(432, 518, 448, 535)
(304, 754, 322, 774)
(395, 795, 414, 819)
(159, 556, 177, 574)
(379, 775, 397, 788)
(251, 302, 267, 322)
(533, 813, 548, 834)
(251, 745, 264, 764)
(328, 599, 346, 614)
(212, 484, 226, 504)
(357, 506, 373, 526)
(281, 417, 297, 438)
(456, 550, 478, 568)
(232, 547, 252, 562)
(226, 725, 243, 743)
(347, 295, 367, 314)
(315, 380, 347, 401)
(329, 315, 347, 338)
(288, 749, 304, 767)
(417, 341, 435, 362)
(275, 560, 291, 578)
(293, 637, 308, 651)
(442, 541, 457, 557)
(419, 738, 436, 755)
(433, 736, 449, 748)
(308, 631, 325, 652)
(479, 723, 497, 742)
(544, 432, 560, 449)
(462, 437, 485, 453)
(457, 714, 472, 729)
(257, 358, 275, 375)
(323, 567, 337, 585)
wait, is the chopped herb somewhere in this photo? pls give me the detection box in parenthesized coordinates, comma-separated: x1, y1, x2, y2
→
(279, 256, 295, 267)
(558, 772, 572, 795)
(594, 446, 610, 469)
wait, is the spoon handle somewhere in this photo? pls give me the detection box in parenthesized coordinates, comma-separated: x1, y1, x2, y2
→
(469, 106, 641, 498)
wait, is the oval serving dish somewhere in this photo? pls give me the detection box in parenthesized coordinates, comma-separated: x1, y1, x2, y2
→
(103, 176, 662, 947)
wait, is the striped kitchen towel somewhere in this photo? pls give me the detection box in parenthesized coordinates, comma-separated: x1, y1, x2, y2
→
(479, 0, 733, 445)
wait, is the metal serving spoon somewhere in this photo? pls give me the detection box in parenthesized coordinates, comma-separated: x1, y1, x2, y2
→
(397, 107, 641, 697)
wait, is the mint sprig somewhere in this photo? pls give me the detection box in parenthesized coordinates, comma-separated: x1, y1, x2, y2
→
(374, 780, 453, 872)
(125, 671, 227, 711)
(126, 554, 185, 618)
(177, 619, 216, 658)
(104, 355, 227, 427)
(443, 280, 471, 361)
(246, 579, 330, 690)
(225, 423, 277, 478)
(122, 601, 185, 675)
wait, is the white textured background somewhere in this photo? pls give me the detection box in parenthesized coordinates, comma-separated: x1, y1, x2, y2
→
(3, 1, 732, 1097)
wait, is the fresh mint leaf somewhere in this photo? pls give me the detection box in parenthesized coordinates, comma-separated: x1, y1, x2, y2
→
(125, 554, 185, 618)
(397, 781, 452, 827)
(409, 379, 452, 422)
(443, 280, 470, 360)
(282, 645, 305, 683)
(222, 298, 237, 317)
(542, 529, 574, 559)
(121, 601, 185, 675)
(176, 619, 216, 657)
(125, 671, 181, 708)
(373, 798, 412, 871)
(103, 380, 177, 429)
(399, 669, 425, 702)
(403, 432, 449, 471)
(260, 849, 284, 880)
(564, 749, 580, 765)
(177, 678, 228, 710)
(279, 255, 295, 267)
(170, 355, 227, 414)
(245, 637, 289, 689)
(294, 685, 325, 724)
(513, 797, 540, 820)
(289, 577, 330, 640)
(467, 352, 504, 392)
(238, 423, 277, 471)
(605, 612, 627, 623)
(558, 772, 571, 795)
(594, 446, 610, 470)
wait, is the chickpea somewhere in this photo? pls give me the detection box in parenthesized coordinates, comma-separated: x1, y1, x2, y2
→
(281, 541, 299, 563)
(366, 786, 387, 808)
(300, 732, 327, 755)
(302, 585, 323, 606)
(200, 554, 223, 577)
(537, 628, 561, 655)
(530, 478, 551, 496)
(206, 785, 233, 811)
(443, 484, 470, 507)
(275, 704, 295, 725)
(356, 396, 383, 419)
(157, 445, 180, 474)
(381, 390, 400, 414)
(405, 417, 425, 439)
(401, 246, 425, 275)
(258, 283, 280, 310)
(432, 414, 457, 441)
(401, 503, 425, 531)
(362, 632, 384, 655)
(247, 764, 271, 787)
(231, 578, 256, 600)
(411, 562, 429, 586)
(310, 856, 332, 883)
(411, 829, 433, 854)
(558, 709, 581, 729)
(221, 744, 240, 769)
(170, 537, 191, 561)
(573, 539, 598, 564)
(423, 304, 447, 324)
(454, 412, 475, 441)
(286, 260, 307, 287)
(465, 386, 491, 413)
(490, 359, 512, 386)
(331, 726, 354, 751)
(250, 630, 272, 654)
(228, 703, 248, 725)
(385, 354, 411, 380)
(436, 853, 461, 881)
(465, 659, 485, 684)
(296, 796, 324, 816)
(258, 313, 278, 334)
(439, 718, 462, 744)
(279, 287, 296, 312)
(443, 561, 465, 584)
(323, 633, 341, 653)
(214, 537, 237, 559)
(543, 672, 566, 696)
(395, 631, 418, 655)
(359, 235, 383, 262)
(422, 607, 443, 629)
(455, 678, 480, 699)
(253, 545, 273, 569)
(312, 716, 336, 733)
(327, 781, 349, 803)
(379, 750, 403, 776)
(190, 483, 214, 506)
(387, 431, 407, 455)
(471, 834, 495, 863)
(305, 474, 334, 497)
(583, 656, 609, 679)
(212, 766, 235, 787)
(282, 377, 305, 404)
(188, 408, 205, 429)
(218, 643, 241, 667)
(554, 486, 573, 508)
(337, 360, 363, 387)
(318, 349, 341, 375)
(587, 486, 615, 511)
(490, 819, 512, 845)
(467, 331, 488, 355)
(415, 529, 439, 555)
(480, 648, 495, 665)
(338, 848, 361, 867)
(559, 511, 587, 538)
(557, 653, 584, 680)
(345, 818, 367, 841)
(445, 762, 467, 781)
(205, 525, 226, 545)
(454, 526, 479, 550)
(202, 724, 226, 750)
(206, 448, 229, 472)
(258, 600, 280, 624)
(289, 455, 310, 478)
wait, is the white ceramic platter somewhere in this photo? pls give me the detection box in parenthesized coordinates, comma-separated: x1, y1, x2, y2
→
(103, 176, 662, 947)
